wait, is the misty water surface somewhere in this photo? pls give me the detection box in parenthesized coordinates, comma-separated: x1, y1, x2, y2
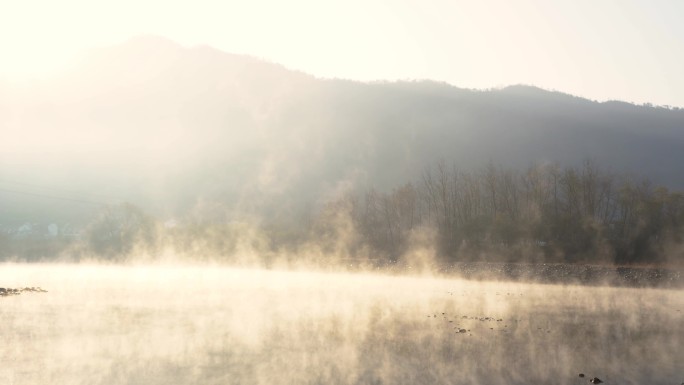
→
(1, 264, 682, 385)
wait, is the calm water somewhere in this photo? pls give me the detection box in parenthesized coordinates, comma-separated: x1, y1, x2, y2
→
(1, 263, 683, 385)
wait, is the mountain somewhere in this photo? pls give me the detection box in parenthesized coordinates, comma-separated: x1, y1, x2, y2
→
(1, 36, 684, 225)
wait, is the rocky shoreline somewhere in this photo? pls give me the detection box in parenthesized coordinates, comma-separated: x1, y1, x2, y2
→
(437, 262, 683, 289)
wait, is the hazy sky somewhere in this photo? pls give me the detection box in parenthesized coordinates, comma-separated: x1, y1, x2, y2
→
(1, 0, 683, 107)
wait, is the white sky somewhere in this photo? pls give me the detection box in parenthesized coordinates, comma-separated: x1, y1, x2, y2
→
(1, 0, 683, 107)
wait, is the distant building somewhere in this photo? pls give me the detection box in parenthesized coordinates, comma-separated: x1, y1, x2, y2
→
(15, 223, 38, 238)
(47, 223, 59, 238)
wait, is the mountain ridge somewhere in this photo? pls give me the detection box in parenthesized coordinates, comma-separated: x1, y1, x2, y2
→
(1, 36, 683, 224)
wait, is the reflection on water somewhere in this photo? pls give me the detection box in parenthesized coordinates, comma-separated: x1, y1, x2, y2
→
(1, 263, 683, 385)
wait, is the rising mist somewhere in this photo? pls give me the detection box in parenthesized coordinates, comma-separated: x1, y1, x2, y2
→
(2, 264, 682, 385)
(2, 36, 684, 385)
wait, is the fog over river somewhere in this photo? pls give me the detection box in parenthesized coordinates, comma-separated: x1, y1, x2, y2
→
(1, 264, 682, 385)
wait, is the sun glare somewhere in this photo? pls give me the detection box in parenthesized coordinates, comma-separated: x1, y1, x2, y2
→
(0, 43, 82, 82)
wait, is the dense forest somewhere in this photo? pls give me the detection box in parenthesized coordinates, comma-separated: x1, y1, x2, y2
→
(343, 160, 684, 266)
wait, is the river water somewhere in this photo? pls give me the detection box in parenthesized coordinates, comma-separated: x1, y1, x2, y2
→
(1, 263, 682, 385)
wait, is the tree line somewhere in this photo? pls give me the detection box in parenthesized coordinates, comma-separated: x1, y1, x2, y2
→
(2, 160, 683, 267)
(327, 160, 684, 266)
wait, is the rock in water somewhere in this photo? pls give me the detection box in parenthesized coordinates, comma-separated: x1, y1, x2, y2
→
(0, 286, 47, 296)
(590, 377, 603, 384)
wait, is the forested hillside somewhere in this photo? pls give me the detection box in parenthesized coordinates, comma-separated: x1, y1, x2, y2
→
(1, 36, 683, 265)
